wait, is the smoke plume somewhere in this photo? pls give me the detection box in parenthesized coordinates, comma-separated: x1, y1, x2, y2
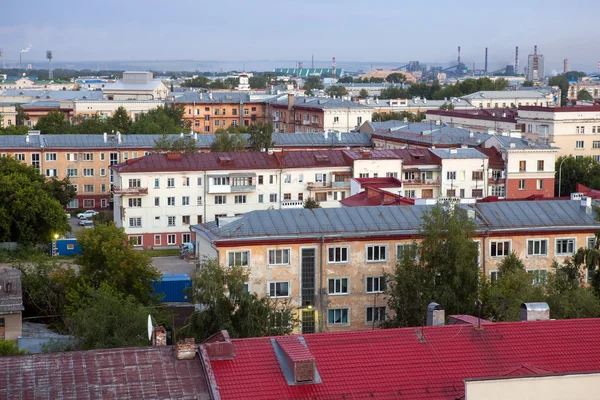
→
(20, 44, 32, 53)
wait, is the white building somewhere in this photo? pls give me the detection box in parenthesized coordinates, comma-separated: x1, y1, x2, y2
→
(430, 148, 490, 199)
(72, 99, 167, 121)
(103, 71, 169, 101)
(461, 90, 557, 109)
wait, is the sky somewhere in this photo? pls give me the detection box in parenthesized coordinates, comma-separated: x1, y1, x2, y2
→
(2, 0, 600, 73)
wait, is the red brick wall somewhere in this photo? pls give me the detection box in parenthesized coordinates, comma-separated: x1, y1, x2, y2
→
(506, 178, 554, 199)
(127, 232, 196, 249)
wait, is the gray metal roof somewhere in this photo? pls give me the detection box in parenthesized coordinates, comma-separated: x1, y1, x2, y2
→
(461, 90, 552, 100)
(192, 200, 600, 242)
(486, 135, 555, 150)
(174, 91, 280, 104)
(368, 121, 491, 146)
(0, 90, 103, 101)
(271, 96, 373, 110)
(430, 148, 488, 159)
(0, 269, 24, 314)
(103, 80, 165, 91)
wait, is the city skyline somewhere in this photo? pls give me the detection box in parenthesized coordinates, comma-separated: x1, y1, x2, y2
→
(2, 0, 600, 73)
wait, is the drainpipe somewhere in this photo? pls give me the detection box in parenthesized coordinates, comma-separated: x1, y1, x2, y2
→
(319, 235, 325, 332)
(204, 171, 207, 222)
(482, 230, 490, 276)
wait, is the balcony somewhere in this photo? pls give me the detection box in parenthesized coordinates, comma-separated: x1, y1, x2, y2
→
(306, 182, 332, 190)
(403, 179, 440, 186)
(332, 181, 351, 189)
(208, 184, 231, 194)
(281, 200, 304, 209)
(231, 184, 256, 193)
(488, 178, 506, 185)
(303, 119, 310, 125)
(112, 187, 148, 196)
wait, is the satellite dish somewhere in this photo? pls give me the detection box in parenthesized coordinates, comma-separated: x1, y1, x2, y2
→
(147, 314, 157, 341)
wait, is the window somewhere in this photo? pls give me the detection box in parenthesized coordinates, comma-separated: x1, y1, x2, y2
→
(283, 193, 291, 200)
(366, 245, 387, 262)
(268, 249, 290, 265)
(328, 246, 349, 263)
(472, 171, 483, 180)
(197, 196, 203, 206)
(83, 168, 94, 177)
(182, 196, 190, 206)
(576, 140, 584, 149)
(128, 198, 142, 207)
(588, 237, 597, 249)
(197, 177, 203, 186)
(197, 215, 203, 224)
(66, 153, 78, 162)
(213, 177, 230, 186)
(15, 153, 26, 161)
(269, 281, 290, 298)
(84, 184, 94, 193)
(258, 175, 264, 185)
(129, 217, 142, 227)
(283, 174, 291, 183)
(215, 195, 227, 204)
(83, 199, 95, 208)
(357, 116, 363, 125)
(366, 307, 386, 324)
(154, 178, 160, 188)
(182, 233, 191, 243)
(71, 184, 78, 193)
(182, 177, 190, 187)
(269, 175, 277, 184)
(537, 160, 544, 171)
(215, 120, 220, 126)
(489, 270, 501, 283)
(101, 199, 108, 207)
(101, 153, 107, 161)
(258, 194, 264, 203)
(328, 308, 348, 325)
(328, 278, 349, 294)
(593, 141, 600, 149)
(556, 238, 575, 255)
(234, 195, 247, 204)
(45, 153, 57, 161)
(536, 179, 544, 190)
(315, 192, 327, 202)
(447, 171, 456, 180)
(333, 116, 340, 123)
(45, 168, 58, 177)
(168, 216, 176, 226)
(182, 215, 190, 225)
(298, 174, 303, 183)
(298, 193, 304, 201)
(31, 154, 40, 169)
(83, 153, 94, 161)
(167, 178, 175, 188)
(519, 180, 526, 190)
(446, 189, 456, 197)
(527, 239, 548, 256)
(386, 172, 398, 178)
(519, 161, 526, 172)
(490, 241, 510, 257)
(269, 193, 277, 203)
(528, 269, 548, 285)
(100, 168, 106, 177)
(366, 276, 386, 293)
(154, 197, 160, 206)
(396, 243, 418, 260)
(167, 197, 175, 206)
(405, 190, 416, 198)
(228, 251, 250, 267)
(129, 236, 143, 246)
(167, 234, 176, 245)
(472, 189, 483, 198)
(128, 179, 141, 188)
(359, 173, 369, 178)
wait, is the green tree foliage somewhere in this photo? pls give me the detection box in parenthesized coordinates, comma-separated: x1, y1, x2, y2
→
(439, 103, 455, 110)
(357, 89, 369, 99)
(210, 132, 248, 152)
(325, 85, 348, 98)
(337, 76, 354, 83)
(181, 76, 211, 88)
(65, 283, 157, 350)
(15, 105, 30, 126)
(0, 341, 27, 355)
(548, 74, 569, 106)
(180, 259, 296, 341)
(44, 177, 77, 207)
(574, 233, 600, 296)
(368, 77, 385, 83)
(522, 80, 535, 87)
(153, 133, 198, 153)
(128, 104, 190, 134)
(303, 76, 324, 95)
(577, 90, 593, 101)
(0, 125, 29, 135)
(303, 197, 321, 209)
(481, 252, 545, 321)
(554, 156, 600, 197)
(386, 73, 406, 83)
(110, 106, 132, 133)
(0, 156, 71, 244)
(565, 71, 587, 80)
(249, 74, 274, 89)
(34, 110, 70, 134)
(75, 223, 160, 305)
(372, 111, 425, 122)
(248, 122, 274, 151)
(69, 115, 110, 134)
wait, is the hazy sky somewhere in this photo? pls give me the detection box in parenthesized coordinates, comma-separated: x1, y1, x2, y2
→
(2, 0, 600, 72)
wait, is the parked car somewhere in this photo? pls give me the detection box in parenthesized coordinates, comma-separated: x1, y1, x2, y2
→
(81, 220, 95, 228)
(78, 218, 89, 226)
(77, 210, 98, 219)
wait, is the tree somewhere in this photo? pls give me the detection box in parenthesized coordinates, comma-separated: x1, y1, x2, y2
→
(0, 125, 29, 135)
(249, 75, 270, 89)
(574, 232, 600, 296)
(153, 133, 198, 153)
(65, 283, 158, 350)
(380, 86, 408, 99)
(75, 223, 160, 305)
(210, 132, 248, 152)
(522, 80, 535, 87)
(548, 75, 569, 106)
(110, 106, 132, 133)
(303, 197, 321, 209)
(180, 259, 296, 341)
(303, 76, 324, 95)
(357, 89, 369, 99)
(369, 77, 385, 83)
(0, 156, 70, 244)
(248, 122, 274, 151)
(577, 90, 593, 101)
(554, 156, 600, 197)
(386, 73, 406, 84)
(181, 76, 210, 88)
(565, 71, 586, 80)
(0, 341, 27, 356)
(34, 111, 69, 134)
(337, 76, 354, 83)
(481, 252, 545, 321)
(15, 105, 30, 126)
(325, 85, 348, 98)
(44, 177, 76, 207)
(128, 105, 190, 134)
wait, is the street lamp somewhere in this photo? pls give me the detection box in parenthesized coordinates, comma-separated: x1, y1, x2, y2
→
(51, 234, 59, 257)
(558, 155, 574, 198)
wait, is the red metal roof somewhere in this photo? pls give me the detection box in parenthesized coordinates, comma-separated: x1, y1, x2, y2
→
(576, 183, 600, 199)
(208, 318, 600, 399)
(277, 150, 351, 168)
(354, 177, 402, 189)
(519, 106, 600, 113)
(477, 147, 505, 169)
(0, 346, 211, 399)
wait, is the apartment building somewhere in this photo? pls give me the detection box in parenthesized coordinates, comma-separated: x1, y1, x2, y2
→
(431, 148, 490, 199)
(102, 71, 169, 100)
(0, 105, 17, 128)
(191, 200, 600, 333)
(72, 100, 167, 121)
(425, 108, 519, 134)
(518, 106, 600, 160)
(174, 92, 276, 133)
(461, 90, 557, 109)
(568, 80, 600, 100)
(270, 94, 373, 133)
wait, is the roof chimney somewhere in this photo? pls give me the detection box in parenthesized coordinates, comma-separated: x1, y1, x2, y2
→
(167, 152, 182, 161)
(272, 336, 319, 385)
(203, 330, 236, 360)
(324, 131, 328, 139)
(426, 302, 445, 326)
(103, 132, 107, 143)
(117, 131, 122, 143)
(519, 302, 549, 321)
(581, 196, 593, 209)
(176, 338, 196, 360)
(287, 93, 295, 110)
(152, 326, 167, 347)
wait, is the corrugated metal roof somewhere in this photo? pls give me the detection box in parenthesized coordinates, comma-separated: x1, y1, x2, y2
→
(461, 90, 553, 100)
(430, 148, 488, 159)
(0, 90, 103, 101)
(0, 269, 24, 313)
(193, 201, 600, 241)
(271, 96, 373, 110)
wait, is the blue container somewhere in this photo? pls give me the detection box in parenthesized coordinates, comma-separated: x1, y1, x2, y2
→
(54, 239, 82, 256)
(152, 274, 192, 303)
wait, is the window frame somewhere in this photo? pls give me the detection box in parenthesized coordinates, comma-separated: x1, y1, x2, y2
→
(490, 240, 511, 258)
(365, 276, 386, 293)
(129, 235, 143, 247)
(327, 308, 349, 326)
(366, 244, 388, 262)
(327, 246, 350, 264)
(327, 277, 350, 295)
(527, 238, 549, 257)
(365, 306, 387, 325)
(268, 281, 291, 298)
(227, 250, 250, 267)
(555, 238, 576, 256)
(267, 248, 291, 266)
(396, 243, 418, 260)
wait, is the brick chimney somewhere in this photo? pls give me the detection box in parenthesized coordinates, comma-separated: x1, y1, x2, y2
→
(287, 93, 295, 111)
(152, 326, 167, 347)
(167, 152, 182, 161)
(203, 330, 236, 360)
(176, 338, 196, 360)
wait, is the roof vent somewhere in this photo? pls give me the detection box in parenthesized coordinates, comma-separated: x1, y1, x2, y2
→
(510, 142, 516, 148)
(449, 148, 458, 154)
(426, 302, 445, 326)
(519, 302, 550, 321)
(314, 154, 329, 163)
(167, 153, 182, 161)
(218, 155, 234, 165)
(272, 336, 320, 385)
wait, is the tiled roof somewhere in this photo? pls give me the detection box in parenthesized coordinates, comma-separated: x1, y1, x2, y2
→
(193, 200, 600, 242)
(426, 108, 518, 122)
(0, 346, 211, 399)
(174, 91, 278, 104)
(340, 188, 414, 207)
(209, 318, 600, 400)
(0, 269, 23, 314)
(354, 177, 403, 189)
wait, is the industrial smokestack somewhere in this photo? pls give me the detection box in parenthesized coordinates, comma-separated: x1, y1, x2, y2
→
(485, 47, 488, 74)
(515, 46, 519, 74)
(332, 56, 336, 80)
(563, 59, 569, 74)
(19, 44, 32, 69)
(458, 46, 461, 65)
(534, 45, 537, 55)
